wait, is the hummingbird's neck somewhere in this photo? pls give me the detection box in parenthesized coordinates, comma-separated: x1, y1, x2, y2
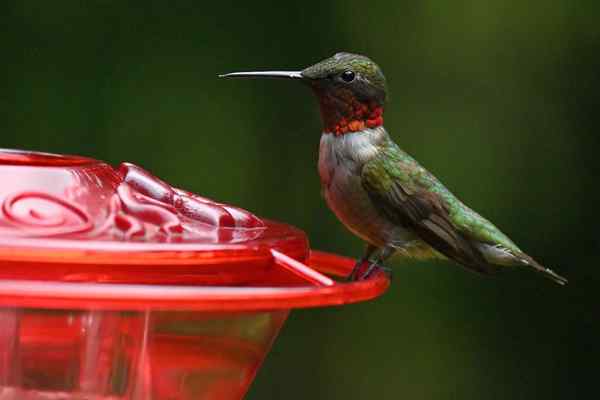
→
(316, 91, 384, 136)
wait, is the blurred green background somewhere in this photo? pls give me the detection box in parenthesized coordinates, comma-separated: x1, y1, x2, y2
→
(1, 1, 598, 399)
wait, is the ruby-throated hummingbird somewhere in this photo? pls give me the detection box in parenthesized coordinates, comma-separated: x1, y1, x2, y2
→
(221, 52, 567, 285)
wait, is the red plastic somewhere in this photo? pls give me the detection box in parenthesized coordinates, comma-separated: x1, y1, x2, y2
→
(0, 149, 389, 400)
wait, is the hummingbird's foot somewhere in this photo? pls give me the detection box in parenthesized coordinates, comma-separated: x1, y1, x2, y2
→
(358, 262, 392, 280)
(347, 244, 378, 282)
(356, 245, 394, 280)
(347, 259, 368, 282)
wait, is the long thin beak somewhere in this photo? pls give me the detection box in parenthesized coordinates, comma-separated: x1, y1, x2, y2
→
(218, 71, 303, 80)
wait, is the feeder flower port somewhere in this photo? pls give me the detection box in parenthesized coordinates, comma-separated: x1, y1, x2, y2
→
(0, 149, 389, 400)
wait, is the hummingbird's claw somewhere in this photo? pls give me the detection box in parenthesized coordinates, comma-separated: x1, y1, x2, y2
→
(358, 262, 392, 281)
(347, 258, 368, 282)
(347, 244, 380, 282)
(346, 249, 393, 281)
(346, 260, 393, 281)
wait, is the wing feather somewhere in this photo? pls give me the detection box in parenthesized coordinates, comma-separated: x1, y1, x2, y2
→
(361, 156, 499, 275)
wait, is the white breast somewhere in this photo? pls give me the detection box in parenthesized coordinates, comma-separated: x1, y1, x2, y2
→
(318, 127, 414, 247)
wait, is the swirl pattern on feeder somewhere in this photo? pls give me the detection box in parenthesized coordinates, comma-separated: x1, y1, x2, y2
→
(0, 151, 264, 243)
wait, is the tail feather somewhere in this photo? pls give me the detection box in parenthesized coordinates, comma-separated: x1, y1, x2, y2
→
(477, 244, 568, 285)
(521, 255, 568, 286)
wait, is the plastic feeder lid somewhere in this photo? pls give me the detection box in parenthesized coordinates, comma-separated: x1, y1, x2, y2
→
(0, 149, 389, 311)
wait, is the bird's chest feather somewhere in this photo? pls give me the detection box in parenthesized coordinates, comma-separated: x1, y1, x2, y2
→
(318, 129, 382, 184)
(318, 129, 403, 245)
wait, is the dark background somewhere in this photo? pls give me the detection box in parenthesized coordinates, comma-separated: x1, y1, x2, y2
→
(2, 1, 598, 399)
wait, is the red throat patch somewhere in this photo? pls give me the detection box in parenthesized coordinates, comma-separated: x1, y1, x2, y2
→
(317, 90, 384, 136)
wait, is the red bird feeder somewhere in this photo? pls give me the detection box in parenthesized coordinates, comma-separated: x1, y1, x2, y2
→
(0, 149, 389, 400)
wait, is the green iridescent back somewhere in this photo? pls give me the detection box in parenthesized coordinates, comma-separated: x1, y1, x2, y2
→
(366, 135, 522, 254)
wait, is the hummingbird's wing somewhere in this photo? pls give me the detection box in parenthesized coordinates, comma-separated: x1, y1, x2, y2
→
(361, 139, 567, 284)
(361, 147, 499, 275)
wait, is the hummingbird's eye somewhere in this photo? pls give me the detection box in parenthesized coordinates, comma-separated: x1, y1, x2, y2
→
(341, 70, 355, 83)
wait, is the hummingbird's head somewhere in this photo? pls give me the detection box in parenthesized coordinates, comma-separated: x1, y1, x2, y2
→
(220, 52, 387, 135)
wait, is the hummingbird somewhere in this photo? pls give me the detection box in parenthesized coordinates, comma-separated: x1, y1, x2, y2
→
(220, 52, 567, 285)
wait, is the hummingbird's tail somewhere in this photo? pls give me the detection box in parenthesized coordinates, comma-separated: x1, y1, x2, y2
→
(474, 243, 568, 285)
(522, 256, 568, 286)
